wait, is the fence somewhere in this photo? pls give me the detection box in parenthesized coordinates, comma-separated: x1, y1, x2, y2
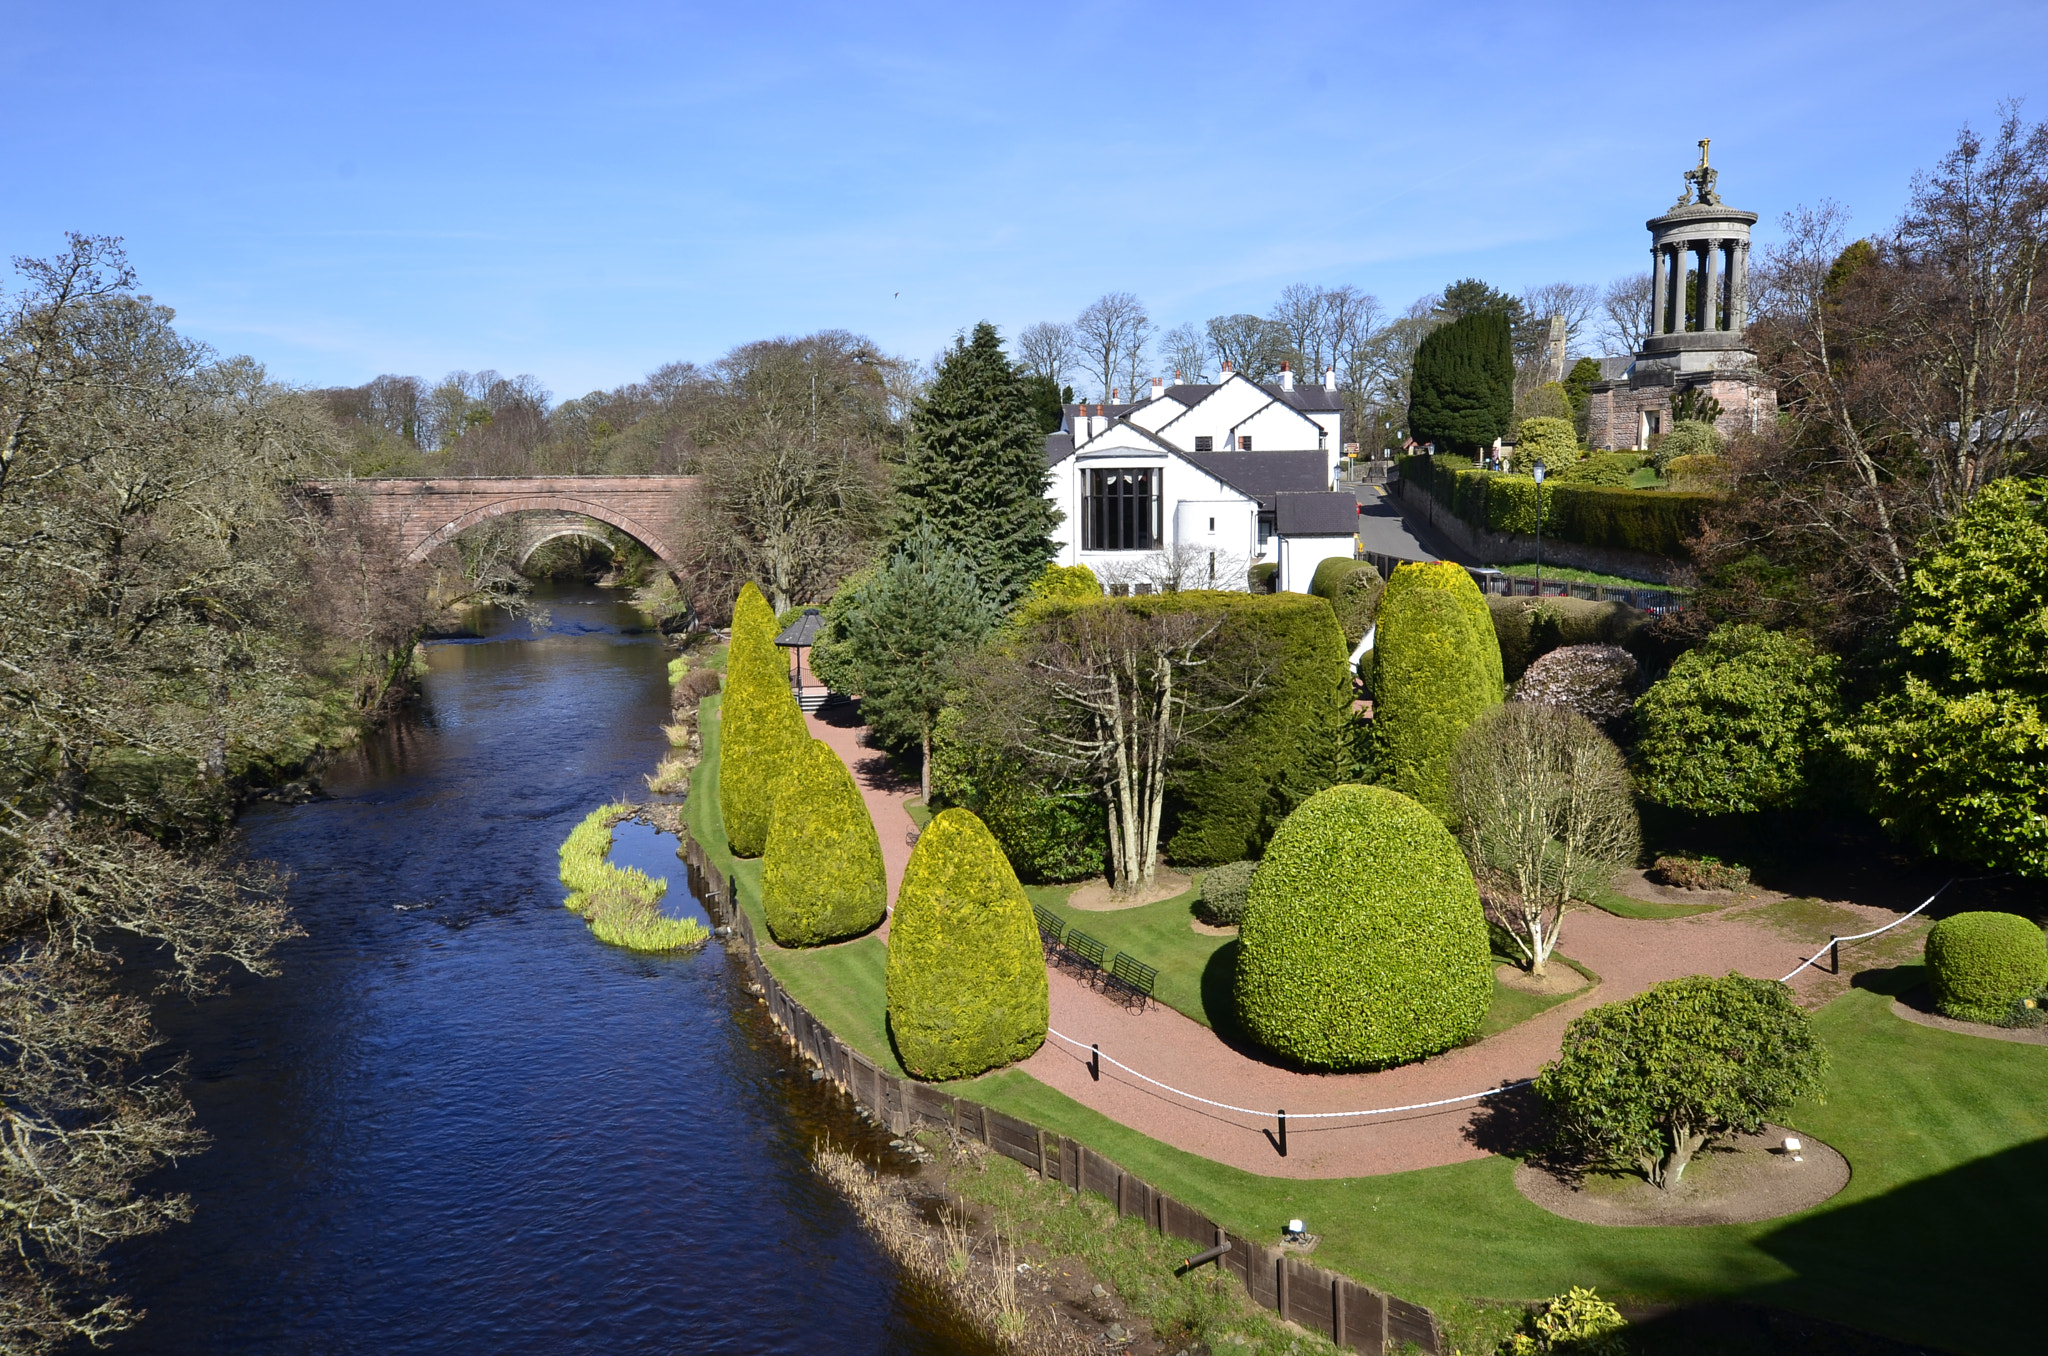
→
(679, 832, 1442, 1355)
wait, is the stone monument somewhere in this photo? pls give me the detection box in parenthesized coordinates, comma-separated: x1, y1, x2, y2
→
(1584, 140, 1777, 450)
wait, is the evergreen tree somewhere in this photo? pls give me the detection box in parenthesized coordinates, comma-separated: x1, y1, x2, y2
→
(1408, 311, 1514, 454)
(1018, 373, 1066, 435)
(896, 322, 1060, 609)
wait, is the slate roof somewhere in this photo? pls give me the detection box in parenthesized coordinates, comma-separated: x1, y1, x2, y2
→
(1044, 431, 1075, 466)
(1183, 450, 1332, 507)
(1274, 491, 1361, 536)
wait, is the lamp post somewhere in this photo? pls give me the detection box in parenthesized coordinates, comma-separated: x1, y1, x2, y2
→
(1425, 441, 1437, 530)
(1532, 458, 1546, 598)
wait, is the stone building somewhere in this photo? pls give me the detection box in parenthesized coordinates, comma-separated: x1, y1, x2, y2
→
(1584, 145, 1777, 450)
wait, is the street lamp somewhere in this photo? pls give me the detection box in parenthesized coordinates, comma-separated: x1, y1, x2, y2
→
(1532, 459, 1546, 598)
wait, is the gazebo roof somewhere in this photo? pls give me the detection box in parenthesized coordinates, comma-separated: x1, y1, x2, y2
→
(774, 606, 825, 647)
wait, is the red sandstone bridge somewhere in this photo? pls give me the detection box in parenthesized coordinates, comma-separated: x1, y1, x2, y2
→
(304, 475, 696, 564)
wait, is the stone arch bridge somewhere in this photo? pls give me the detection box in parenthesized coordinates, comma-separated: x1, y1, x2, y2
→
(303, 476, 696, 564)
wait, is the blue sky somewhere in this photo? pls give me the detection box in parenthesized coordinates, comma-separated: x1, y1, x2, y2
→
(4, 1, 2042, 397)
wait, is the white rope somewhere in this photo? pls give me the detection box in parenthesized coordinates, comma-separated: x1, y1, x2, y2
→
(1777, 879, 1954, 983)
(1045, 1027, 1528, 1121)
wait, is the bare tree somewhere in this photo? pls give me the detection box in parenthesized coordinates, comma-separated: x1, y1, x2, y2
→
(1520, 281, 1601, 356)
(1074, 293, 1151, 402)
(1599, 272, 1655, 354)
(1204, 313, 1286, 382)
(1155, 322, 1208, 384)
(1450, 704, 1638, 976)
(1094, 543, 1251, 595)
(1013, 321, 1077, 389)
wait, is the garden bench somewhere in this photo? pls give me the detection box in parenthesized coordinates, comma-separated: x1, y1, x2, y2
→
(1104, 953, 1158, 1011)
(1061, 928, 1107, 975)
(1032, 903, 1065, 953)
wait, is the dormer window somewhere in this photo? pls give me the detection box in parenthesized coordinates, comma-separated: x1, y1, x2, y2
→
(1194, 436, 1213, 452)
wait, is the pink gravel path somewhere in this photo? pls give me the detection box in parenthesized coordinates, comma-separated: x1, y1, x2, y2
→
(1019, 895, 1911, 1179)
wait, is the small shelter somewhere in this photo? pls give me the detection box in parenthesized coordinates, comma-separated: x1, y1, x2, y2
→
(773, 606, 830, 712)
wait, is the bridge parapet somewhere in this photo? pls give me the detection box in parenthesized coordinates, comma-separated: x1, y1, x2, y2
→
(303, 475, 696, 564)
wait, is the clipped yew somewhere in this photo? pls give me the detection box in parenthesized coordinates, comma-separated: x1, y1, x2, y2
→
(1374, 561, 1504, 820)
(1235, 784, 1491, 1070)
(885, 808, 1048, 1080)
(761, 738, 887, 946)
(720, 581, 808, 857)
(1925, 912, 2048, 1025)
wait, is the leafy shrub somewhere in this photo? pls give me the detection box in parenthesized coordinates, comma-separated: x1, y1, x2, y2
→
(1925, 912, 2048, 1025)
(1558, 451, 1643, 488)
(885, 808, 1048, 1079)
(1662, 452, 1727, 488)
(1535, 974, 1827, 1187)
(1633, 624, 1843, 815)
(762, 738, 888, 945)
(1376, 563, 1505, 820)
(1649, 855, 1750, 890)
(1514, 416, 1581, 472)
(1235, 784, 1491, 1070)
(1247, 561, 1278, 593)
(1195, 860, 1257, 927)
(721, 582, 809, 856)
(1308, 557, 1384, 646)
(1651, 417, 1722, 472)
(1498, 1287, 1628, 1356)
(1486, 595, 1642, 681)
(1512, 644, 1642, 732)
(930, 707, 1106, 883)
(1027, 562, 1101, 602)
(1515, 382, 1575, 426)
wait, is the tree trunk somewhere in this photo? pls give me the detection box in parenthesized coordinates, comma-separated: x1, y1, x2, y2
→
(1655, 1124, 1709, 1188)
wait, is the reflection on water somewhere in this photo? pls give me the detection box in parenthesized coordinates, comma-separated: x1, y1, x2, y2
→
(114, 584, 987, 1354)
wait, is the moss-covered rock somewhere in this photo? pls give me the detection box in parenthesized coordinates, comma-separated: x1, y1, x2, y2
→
(885, 808, 1049, 1079)
(1374, 562, 1504, 820)
(762, 738, 888, 945)
(1926, 911, 2048, 1025)
(1235, 784, 1491, 1069)
(720, 582, 809, 857)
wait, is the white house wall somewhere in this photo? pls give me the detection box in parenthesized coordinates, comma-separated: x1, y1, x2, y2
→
(1048, 445, 1260, 574)
(1229, 399, 1330, 455)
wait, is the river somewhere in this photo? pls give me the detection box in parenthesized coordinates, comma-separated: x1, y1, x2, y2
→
(112, 584, 985, 1354)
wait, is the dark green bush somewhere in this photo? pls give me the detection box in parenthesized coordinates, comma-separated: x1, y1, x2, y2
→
(1248, 561, 1278, 593)
(1925, 912, 2048, 1025)
(1234, 784, 1491, 1069)
(1374, 562, 1504, 820)
(721, 582, 809, 857)
(1558, 452, 1644, 488)
(1396, 454, 1719, 557)
(885, 808, 1049, 1079)
(929, 707, 1106, 883)
(1487, 595, 1644, 681)
(1309, 557, 1385, 646)
(1195, 860, 1257, 927)
(762, 738, 888, 945)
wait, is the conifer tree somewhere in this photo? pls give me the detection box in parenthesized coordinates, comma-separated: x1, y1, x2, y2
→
(1408, 311, 1514, 454)
(896, 322, 1060, 609)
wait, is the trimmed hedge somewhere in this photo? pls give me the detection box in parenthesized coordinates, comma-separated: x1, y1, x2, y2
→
(761, 738, 888, 945)
(1397, 453, 1719, 557)
(1308, 557, 1385, 646)
(929, 706, 1106, 883)
(1234, 784, 1491, 1069)
(1925, 912, 2048, 1025)
(1195, 859, 1257, 927)
(885, 808, 1049, 1079)
(1374, 562, 1504, 820)
(1488, 595, 1644, 681)
(720, 582, 809, 857)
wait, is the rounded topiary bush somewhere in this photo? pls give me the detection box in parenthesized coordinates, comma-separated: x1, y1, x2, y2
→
(1514, 417, 1581, 473)
(1513, 643, 1642, 733)
(1195, 860, 1257, 927)
(720, 582, 809, 857)
(761, 738, 887, 946)
(1374, 562, 1504, 820)
(885, 808, 1048, 1079)
(1308, 557, 1384, 647)
(1925, 911, 2048, 1024)
(1234, 784, 1491, 1070)
(1651, 418, 1721, 471)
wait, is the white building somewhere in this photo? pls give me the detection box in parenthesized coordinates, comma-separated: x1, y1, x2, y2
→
(1044, 364, 1359, 593)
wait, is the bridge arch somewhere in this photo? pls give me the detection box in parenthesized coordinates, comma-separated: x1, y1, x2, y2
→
(516, 523, 618, 569)
(404, 493, 680, 565)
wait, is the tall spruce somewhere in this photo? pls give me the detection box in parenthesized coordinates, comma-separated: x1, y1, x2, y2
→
(1407, 310, 1514, 454)
(896, 322, 1059, 609)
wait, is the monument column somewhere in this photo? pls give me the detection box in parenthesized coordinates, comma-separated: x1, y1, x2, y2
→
(1731, 241, 1750, 331)
(1651, 246, 1669, 335)
(1703, 237, 1722, 331)
(1668, 244, 1685, 334)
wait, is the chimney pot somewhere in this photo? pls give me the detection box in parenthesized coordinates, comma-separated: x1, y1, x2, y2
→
(1324, 365, 1337, 392)
(1221, 359, 1234, 375)
(1150, 377, 1164, 399)
(1279, 362, 1294, 392)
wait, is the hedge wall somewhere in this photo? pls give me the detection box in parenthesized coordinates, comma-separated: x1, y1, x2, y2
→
(885, 808, 1049, 1080)
(761, 738, 888, 945)
(1926, 912, 2048, 1025)
(929, 706, 1107, 883)
(721, 583, 809, 857)
(1308, 557, 1384, 647)
(1374, 562, 1504, 820)
(1396, 454, 1718, 557)
(1234, 784, 1491, 1069)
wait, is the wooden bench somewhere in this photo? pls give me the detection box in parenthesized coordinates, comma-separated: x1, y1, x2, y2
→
(1061, 928, 1107, 974)
(1104, 953, 1158, 1011)
(1031, 903, 1065, 953)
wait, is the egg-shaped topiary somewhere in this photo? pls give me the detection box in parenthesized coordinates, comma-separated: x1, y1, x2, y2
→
(885, 808, 1049, 1079)
(1235, 784, 1491, 1069)
(1374, 562, 1504, 820)
(720, 582, 809, 857)
(1925, 911, 2048, 1024)
(761, 738, 888, 946)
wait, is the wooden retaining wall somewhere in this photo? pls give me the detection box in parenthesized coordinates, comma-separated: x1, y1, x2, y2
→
(681, 836, 1442, 1355)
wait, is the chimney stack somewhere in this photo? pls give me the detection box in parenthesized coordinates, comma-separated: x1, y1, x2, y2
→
(1279, 361, 1294, 392)
(1149, 376, 1164, 400)
(1221, 359, 1234, 376)
(1111, 388, 1119, 403)
(1324, 365, 1337, 392)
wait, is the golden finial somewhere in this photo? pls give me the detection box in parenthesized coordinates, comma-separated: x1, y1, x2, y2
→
(1697, 138, 1711, 169)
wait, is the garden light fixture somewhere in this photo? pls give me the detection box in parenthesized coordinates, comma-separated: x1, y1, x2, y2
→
(1532, 459, 1546, 597)
(1784, 1137, 1803, 1162)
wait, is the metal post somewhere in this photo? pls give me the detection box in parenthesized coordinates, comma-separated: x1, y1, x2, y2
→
(1830, 939, 1841, 974)
(1090, 1043, 1100, 1082)
(1277, 1109, 1288, 1158)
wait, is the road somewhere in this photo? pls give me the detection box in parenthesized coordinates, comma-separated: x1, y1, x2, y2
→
(1344, 477, 1477, 565)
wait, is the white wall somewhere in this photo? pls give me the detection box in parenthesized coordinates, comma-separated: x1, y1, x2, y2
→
(1047, 440, 1260, 574)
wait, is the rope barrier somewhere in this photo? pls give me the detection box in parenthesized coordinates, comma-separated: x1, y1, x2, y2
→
(1776, 879, 1955, 983)
(1044, 1027, 1528, 1121)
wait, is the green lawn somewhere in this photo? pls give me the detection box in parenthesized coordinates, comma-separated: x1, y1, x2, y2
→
(1585, 885, 1724, 920)
(1489, 561, 1674, 590)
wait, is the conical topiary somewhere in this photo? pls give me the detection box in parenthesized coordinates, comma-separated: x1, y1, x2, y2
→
(721, 582, 808, 857)
(1374, 561, 1504, 820)
(762, 738, 887, 946)
(885, 808, 1048, 1079)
